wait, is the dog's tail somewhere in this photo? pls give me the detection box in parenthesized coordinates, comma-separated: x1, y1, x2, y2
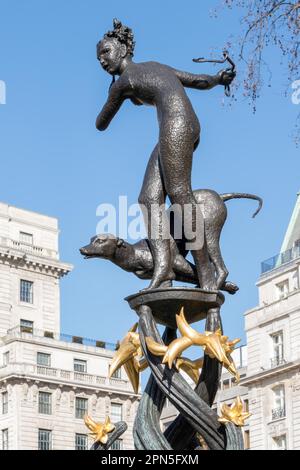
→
(220, 193, 263, 218)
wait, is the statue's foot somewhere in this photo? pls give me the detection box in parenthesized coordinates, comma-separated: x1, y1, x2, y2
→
(141, 271, 175, 291)
(159, 280, 173, 288)
(141, 281, 173, 292)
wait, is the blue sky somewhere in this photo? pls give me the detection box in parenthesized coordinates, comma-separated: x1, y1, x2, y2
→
(0, 0, 299, 351)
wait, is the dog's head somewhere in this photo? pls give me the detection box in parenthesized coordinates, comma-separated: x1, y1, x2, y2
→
(80, 234, 124, 259)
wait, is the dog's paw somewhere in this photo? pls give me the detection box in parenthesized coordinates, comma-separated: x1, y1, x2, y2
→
(222, 281, 239, 295)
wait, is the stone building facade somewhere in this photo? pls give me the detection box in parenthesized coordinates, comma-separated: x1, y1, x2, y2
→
(0, 202, 140, 450)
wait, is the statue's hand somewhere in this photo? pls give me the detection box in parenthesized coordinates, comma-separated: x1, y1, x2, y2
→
(218, 69, 236, 87)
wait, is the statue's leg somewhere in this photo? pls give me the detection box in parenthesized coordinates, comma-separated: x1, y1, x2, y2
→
(138, 144, 175, 289)
(159, 123, 215, 290)
(206, 235, 229, 289)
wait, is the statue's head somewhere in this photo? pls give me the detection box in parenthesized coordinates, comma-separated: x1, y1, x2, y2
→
(97, 19, 135, 76)
(79, 234, 125, 259)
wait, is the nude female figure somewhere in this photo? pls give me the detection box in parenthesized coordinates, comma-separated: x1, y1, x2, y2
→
(96, 19, 235, 291)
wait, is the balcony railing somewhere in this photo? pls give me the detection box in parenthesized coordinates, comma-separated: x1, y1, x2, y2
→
(5, 326, 117, 351)
(0, 363, 133, 391)
(0, 236, 58, 260)
(272, 407, 286, 421)
(270, 357, 286, 368)
(261, 245, 300, 274)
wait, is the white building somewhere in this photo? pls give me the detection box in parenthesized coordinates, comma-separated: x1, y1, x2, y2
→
(242, 191, 300, 450)
(0, 202, 140, 450)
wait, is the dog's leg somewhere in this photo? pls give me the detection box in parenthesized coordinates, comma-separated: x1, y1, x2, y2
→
(207, 238, 229, 290)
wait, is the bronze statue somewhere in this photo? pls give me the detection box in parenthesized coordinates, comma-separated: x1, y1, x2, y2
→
(83, 19, 259, 451)
(95, 19, 236, 291)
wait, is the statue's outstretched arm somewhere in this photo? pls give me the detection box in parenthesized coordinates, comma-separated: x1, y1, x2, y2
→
(173, 68, 220, 90)
(96, 82, 126, 131)
(173, 68, 235, 91)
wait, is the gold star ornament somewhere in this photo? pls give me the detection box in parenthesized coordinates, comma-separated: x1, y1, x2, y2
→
(84, 415, 115, 444)
(146, 308, 240, 382)
(110, 322, 205, 390)
(109, 323, 144, 394)
(218, 397, 251, 427)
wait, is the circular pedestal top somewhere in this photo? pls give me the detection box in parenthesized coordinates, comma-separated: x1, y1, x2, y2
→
(125, 287, 224, 329)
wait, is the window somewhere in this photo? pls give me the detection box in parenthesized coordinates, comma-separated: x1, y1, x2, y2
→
(244, 399, 249, 413)
(111, 403, 122, 423)
(44, 331, 54, 339)
(294, 240, 300, 257)
(273, 435, 287, 450)
(75, 397, 88, 419)
(292, 270, 299, 290)
(37, 352, 51, 367)
(20, 280, 33, 304)
(2, 429, 8, 450)
(271, 331, 284, 367)
(244, 430, 250, 450)
(75, 434, 88, 450)
(2, 393, 8, 414)
(273, 385, 285, 409)
(111, 367, 121, 379)
(2, 393, 8, 415)
(272, 385, 285, 420)
(74, 359, 87, 373)
(38, 392, 52, 415)
(276, 280, 289, 300)
(20, 319, 33, 334)
(19, 232, 33, 245)
(38, 429, 52, 450)
(111, 439, 123, 450)
(223, 379, 230, 390)
(3, 352, 9, 367)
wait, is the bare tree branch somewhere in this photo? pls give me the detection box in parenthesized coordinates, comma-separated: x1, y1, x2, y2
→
(217, 1, 300, 143)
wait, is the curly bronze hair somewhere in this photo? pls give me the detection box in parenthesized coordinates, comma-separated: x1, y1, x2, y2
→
(98, 18, 135, 57)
